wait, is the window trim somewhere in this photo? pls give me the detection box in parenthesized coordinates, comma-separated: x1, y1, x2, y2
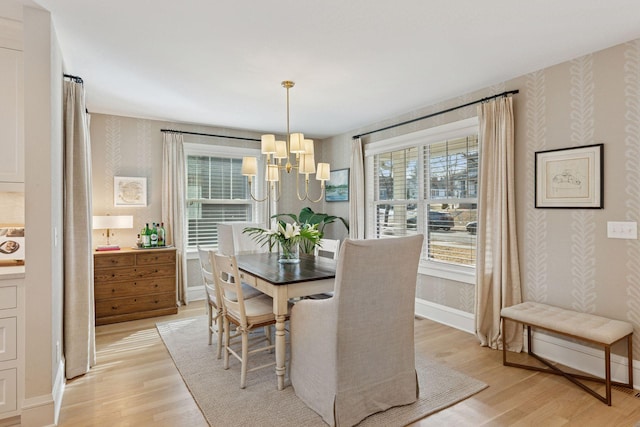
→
(365, 117, 479, 284)
(183, 142, 265, 254)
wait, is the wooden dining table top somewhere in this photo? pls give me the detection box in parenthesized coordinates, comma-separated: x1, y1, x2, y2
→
(236, 252, 336, 285)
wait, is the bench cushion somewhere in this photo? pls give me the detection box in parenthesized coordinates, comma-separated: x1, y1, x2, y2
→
(501, 302, 633, 345)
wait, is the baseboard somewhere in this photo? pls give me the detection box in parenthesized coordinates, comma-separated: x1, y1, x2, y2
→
(187, 285, 206, 303)
(414, 299, 475, 334)
(20, 394, 55, 427)
(413, 299, 639, 389)
(52, 359, 65, 425)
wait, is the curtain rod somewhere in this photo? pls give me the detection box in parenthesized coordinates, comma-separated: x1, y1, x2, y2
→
(161, 129, 260, 142)
(63, 73, 84, 84)
(352, 89, 519, 140)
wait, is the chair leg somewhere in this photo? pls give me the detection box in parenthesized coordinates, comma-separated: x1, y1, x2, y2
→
(223, 317, 230, 370)
(215, 314, 223, 359)
(240, 331, 249, 389)
(207, 303, 213, 345)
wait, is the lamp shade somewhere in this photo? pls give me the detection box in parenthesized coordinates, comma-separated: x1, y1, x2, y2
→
(241, 156, 258, 176)
(261, 134, 276, 154)
(92, 215, 133, 230)
(303, 139, 314, 155)
(300, 154, 316, 175)
(289, 133, 305, 153)
(316, 163, 330, 181)
(274, 140, 288, 159)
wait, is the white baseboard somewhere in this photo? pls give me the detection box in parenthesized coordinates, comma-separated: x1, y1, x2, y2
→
(20, 394, 55, 427)
(187, 285, 206, 303)
(414, 299, 475, 334)
(413, 299, 639, 390)
(52, 359, 65, 425)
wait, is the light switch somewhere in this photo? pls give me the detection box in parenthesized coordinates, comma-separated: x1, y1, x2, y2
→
(607, 221, 638, 239)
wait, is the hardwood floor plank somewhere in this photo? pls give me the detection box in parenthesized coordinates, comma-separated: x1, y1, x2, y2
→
(57, 302, 640, 426)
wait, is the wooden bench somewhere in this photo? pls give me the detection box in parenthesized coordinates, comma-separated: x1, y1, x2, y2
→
(500, 301, 634, 405)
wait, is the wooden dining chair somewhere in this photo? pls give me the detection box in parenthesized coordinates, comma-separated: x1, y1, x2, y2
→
(197, 246, 224, 358)
(313, 238, 340, 260)
(198, 246, 263, 358)
(211, 251, 285, 389)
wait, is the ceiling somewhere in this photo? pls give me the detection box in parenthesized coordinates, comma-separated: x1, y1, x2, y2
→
(20, 1, 640, 138)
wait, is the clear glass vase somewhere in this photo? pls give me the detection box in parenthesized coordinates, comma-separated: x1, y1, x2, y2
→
(278, 241, 300, 264)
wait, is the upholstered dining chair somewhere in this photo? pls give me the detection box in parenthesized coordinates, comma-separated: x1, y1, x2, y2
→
(211, 251, 285, 389)
(218, 222, 268, 256)
(290, 234, 424, 426)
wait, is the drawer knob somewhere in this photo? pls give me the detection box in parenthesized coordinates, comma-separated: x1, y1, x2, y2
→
(112, 305, 118, 310)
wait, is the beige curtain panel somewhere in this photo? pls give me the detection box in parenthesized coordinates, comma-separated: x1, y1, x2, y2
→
(63, 79, 96, 379)
(349, 137, 365, 239)
(475, 96, 523, 351)
(162, 132, 188, 304)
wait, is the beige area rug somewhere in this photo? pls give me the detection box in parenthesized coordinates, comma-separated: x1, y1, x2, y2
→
(157, 316, 487, 426)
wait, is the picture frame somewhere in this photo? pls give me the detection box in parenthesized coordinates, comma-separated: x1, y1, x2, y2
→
(325, 168, 349, 202)
(114, 176, 147, 207)
(535, 144, 603, 208)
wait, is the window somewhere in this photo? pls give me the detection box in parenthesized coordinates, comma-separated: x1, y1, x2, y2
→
(365, 118, 478, 283)
(184, 143, 264, 249)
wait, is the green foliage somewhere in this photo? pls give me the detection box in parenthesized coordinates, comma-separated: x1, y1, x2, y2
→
(271, 207, 349, 254)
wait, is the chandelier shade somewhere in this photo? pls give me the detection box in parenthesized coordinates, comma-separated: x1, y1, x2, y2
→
(241, 81, 330, 203)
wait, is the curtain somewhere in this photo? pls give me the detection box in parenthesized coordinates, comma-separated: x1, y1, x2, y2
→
(162, 132, 188, 304)
(63, 79, 95, 379)
(475, 97, 523, 351)
(349, 137, 365, 239)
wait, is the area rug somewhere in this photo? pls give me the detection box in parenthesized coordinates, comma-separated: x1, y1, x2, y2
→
(157, 316, 487, 426)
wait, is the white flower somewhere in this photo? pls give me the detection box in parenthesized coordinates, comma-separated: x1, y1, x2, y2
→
(279, 222, 300, 239)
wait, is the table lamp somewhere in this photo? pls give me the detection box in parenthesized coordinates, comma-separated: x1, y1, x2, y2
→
(93, 215, 133, 251)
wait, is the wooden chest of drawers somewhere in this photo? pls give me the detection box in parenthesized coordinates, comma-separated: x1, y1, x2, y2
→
(94, 247, 177, 325)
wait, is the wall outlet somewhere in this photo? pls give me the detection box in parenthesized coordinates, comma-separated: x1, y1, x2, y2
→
(607, 221, 637, 239)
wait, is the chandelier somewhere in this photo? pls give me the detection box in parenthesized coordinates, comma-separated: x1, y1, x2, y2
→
(241, 81, 330, 203)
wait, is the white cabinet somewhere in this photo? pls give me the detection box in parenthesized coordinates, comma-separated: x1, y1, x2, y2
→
(0, 46, 23, 184)
(0, 277, 22, 419)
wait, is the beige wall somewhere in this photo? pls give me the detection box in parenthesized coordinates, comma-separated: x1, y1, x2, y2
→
(324, 39, 640, 356)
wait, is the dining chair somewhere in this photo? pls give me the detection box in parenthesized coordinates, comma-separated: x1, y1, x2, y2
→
(308, 238, 341, 299)
(218, 222, 268, 256)
(197, 246, 262, 358)
(211, 251, 286, 389)
(313, 238, 340, 260)
(290, 234, 424, 426)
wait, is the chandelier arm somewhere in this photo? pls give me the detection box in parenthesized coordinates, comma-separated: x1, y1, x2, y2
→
(307, 183, 326, 203)
(248, 180, 270, 202)
(295, 169, 309, 201)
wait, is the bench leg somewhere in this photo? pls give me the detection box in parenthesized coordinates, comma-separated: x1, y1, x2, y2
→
(501, 318, 634, 406)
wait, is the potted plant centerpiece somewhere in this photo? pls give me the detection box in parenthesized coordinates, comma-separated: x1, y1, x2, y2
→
(243, 207, 349, 263)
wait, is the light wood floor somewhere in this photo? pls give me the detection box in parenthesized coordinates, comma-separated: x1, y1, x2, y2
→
(56, 300, 640, 427)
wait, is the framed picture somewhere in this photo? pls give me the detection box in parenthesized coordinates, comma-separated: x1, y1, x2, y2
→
(114, 176, 147, 207)
(325, 168, 349, 202)
(535, 144, 603, 208)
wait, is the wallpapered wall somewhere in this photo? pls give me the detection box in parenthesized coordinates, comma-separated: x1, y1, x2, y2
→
(90, 38, 640, 359)
(89, 115, 263, 291)
(325, 39, 640, 356)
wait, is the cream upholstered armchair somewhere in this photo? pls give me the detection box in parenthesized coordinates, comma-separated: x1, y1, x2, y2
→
(290, 234, 424, 426)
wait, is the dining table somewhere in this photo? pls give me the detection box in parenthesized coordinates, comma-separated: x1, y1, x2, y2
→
(236, 252, 336, 390)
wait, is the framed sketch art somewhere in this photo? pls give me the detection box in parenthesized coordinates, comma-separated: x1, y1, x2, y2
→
(114, 176, 147, 207)
(325, 168, 349, 202)
(535, 144, 603, 208)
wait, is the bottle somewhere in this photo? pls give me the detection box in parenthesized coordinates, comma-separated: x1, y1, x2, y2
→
(158, 222, 166, 246)
(142, 223, 151, 248)
(136, 234, 142, 248)
(150, 222, 158, 247)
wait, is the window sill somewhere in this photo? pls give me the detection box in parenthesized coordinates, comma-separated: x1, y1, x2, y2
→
(418, 260, 475, 284)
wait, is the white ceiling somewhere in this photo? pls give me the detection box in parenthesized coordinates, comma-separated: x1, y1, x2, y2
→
(23, 1, 640, 138)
